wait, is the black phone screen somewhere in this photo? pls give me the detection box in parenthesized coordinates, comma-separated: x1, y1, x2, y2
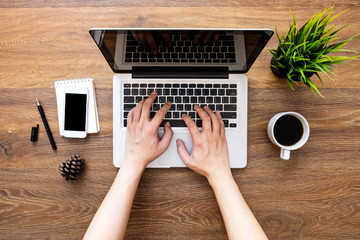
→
(64, 93, 87, 131)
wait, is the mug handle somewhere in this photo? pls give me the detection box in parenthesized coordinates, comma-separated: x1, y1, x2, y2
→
(280, 149, 290, 160)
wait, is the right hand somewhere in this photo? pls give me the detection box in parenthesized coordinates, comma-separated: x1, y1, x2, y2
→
(176, 105, 231, 181)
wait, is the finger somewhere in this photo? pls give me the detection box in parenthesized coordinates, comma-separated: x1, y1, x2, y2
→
(194, 105, 212, 132)
(216, 110, 226, 139)
(152, 102, 171, 127)
(194, 31, 206, 45)
(160, 31, 172, 47)
(145, 31, 158, 55)
(204, 105, 220, 135)
(131, 30, 140, 43)
(176, 139, 192, 166)
(158, 122, 173, 152)
(138, 31, 149, 48)
(127, 108, 134, 127)
(141, 91, 157, 121)
(133, 100, 145, 124)
(203, 31, 214, 44)
(182, 113, 200, 138)
(214, 31, 220, 41)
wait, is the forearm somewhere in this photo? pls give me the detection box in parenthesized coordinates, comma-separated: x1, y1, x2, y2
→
(208, 173, 267, 240)
(84, 163, 144, 240)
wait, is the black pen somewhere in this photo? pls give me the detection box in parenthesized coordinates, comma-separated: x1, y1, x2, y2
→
(36, 99, 57, 150)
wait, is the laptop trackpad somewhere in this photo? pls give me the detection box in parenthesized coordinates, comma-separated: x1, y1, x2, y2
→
(158, 131, 193, 166)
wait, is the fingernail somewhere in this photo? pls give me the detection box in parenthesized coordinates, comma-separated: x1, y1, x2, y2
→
(204, 106, 209, 109)
(166, 121, 171, 127)
(176, 139, 181, 146)
(181, 114, 186, 118)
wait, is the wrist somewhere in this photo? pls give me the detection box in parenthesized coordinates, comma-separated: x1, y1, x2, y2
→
(120, 159, 146, 179)
(207, 169, 234, 189)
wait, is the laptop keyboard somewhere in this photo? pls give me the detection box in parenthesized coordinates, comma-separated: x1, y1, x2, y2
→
(122, 83, 238, 128)
(125, 31, 236, 64)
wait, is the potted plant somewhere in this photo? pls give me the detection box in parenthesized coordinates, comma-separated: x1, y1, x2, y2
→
(269, 6, 359, 97)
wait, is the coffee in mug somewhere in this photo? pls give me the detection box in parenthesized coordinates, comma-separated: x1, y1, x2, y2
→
(267, 112, 310, 160)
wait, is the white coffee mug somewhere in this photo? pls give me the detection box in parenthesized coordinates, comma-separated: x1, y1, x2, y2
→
(267, 112, 310, 160)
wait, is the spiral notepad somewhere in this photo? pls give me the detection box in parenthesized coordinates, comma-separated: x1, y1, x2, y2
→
(55, 78, 100, 135)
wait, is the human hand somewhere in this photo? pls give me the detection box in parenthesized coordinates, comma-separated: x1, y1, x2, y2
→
(131, 30, 171, 55)
(123, 92, 173, 169)
(176, 105, 231, 181)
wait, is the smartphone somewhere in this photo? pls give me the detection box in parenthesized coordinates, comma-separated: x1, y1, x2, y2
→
(63, 87, 89, 138)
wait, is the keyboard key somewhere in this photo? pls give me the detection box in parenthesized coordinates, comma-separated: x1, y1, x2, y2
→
(159, 96, 166, 103)
(216, 105, 223, 111)
(210, 89, 217, 95)
(124, 83, 131, 88)
(124, 97, 134, 103)
(136, 96, 143, 103)
(230, 84, 237, 88)
(179, 89, 186, 95)
(202, 89, 209, 95)
(208, 104, 215, 110)
(165, 112, 172, 119)
(124, 89, 130, 95)
(220, 112, 236, 119)
(199, 97, 205, 103)
(226, 89, 237, 96)
(171, 89, 178, 95)
(187, 89, 194, 95)
(160, 120, 186, 127)
(223, 120, 229, 128)
(177, 104, 184, 111)
(222, 97, 229, 103)
(218, 89, 225, 95)
(195, 89, 202, 95)
(173, 112, 180, 119)
(183, 97, 190, 103)
(224, 105, 237, 111)
(175, 97, 182, 103)
(230, 123, 237, 128)
(167, 96, 174, 103)
(214, 97, 221, 103)
(196, 120, 202, 127)
(230, 97, 237, 103)
(206, 97, 213, 103)
(124, 104, 136, 111)
(163, 89, 170, 95)
(124, 119, 127, 127)
(139, 89, 146, 95)
(132, 89, 138, 95)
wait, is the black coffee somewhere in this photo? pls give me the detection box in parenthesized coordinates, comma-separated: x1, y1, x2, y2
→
(274, 115, 303, 146)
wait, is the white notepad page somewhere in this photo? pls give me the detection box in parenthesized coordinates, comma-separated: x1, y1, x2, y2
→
(55, 78, 100, 135)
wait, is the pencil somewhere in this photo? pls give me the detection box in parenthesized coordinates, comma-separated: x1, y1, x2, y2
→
(36, 99, 57, 150)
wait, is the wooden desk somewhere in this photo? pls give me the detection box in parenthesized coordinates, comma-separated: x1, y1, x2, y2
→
(1, 1, 359, 239)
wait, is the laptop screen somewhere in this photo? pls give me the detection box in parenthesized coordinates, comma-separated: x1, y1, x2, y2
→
(90, 29, 273, 74)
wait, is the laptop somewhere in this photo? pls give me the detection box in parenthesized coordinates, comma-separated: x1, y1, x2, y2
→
(89, 28, 273, 168)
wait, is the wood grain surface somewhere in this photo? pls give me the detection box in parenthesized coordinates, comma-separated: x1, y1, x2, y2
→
(0, 0, 359, 239)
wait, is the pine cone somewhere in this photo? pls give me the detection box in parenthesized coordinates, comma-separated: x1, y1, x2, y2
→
(59, 154, 85, 181)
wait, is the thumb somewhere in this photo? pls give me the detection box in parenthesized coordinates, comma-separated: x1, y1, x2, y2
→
(176, 139, 192, 166)
(158, 121, 173, 152)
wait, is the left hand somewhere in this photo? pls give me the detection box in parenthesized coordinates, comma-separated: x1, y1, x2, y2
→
(123, 92, 173, 169)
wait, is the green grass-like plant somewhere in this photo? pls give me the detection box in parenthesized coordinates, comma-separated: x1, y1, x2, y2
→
(269, 6, 359, 97)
